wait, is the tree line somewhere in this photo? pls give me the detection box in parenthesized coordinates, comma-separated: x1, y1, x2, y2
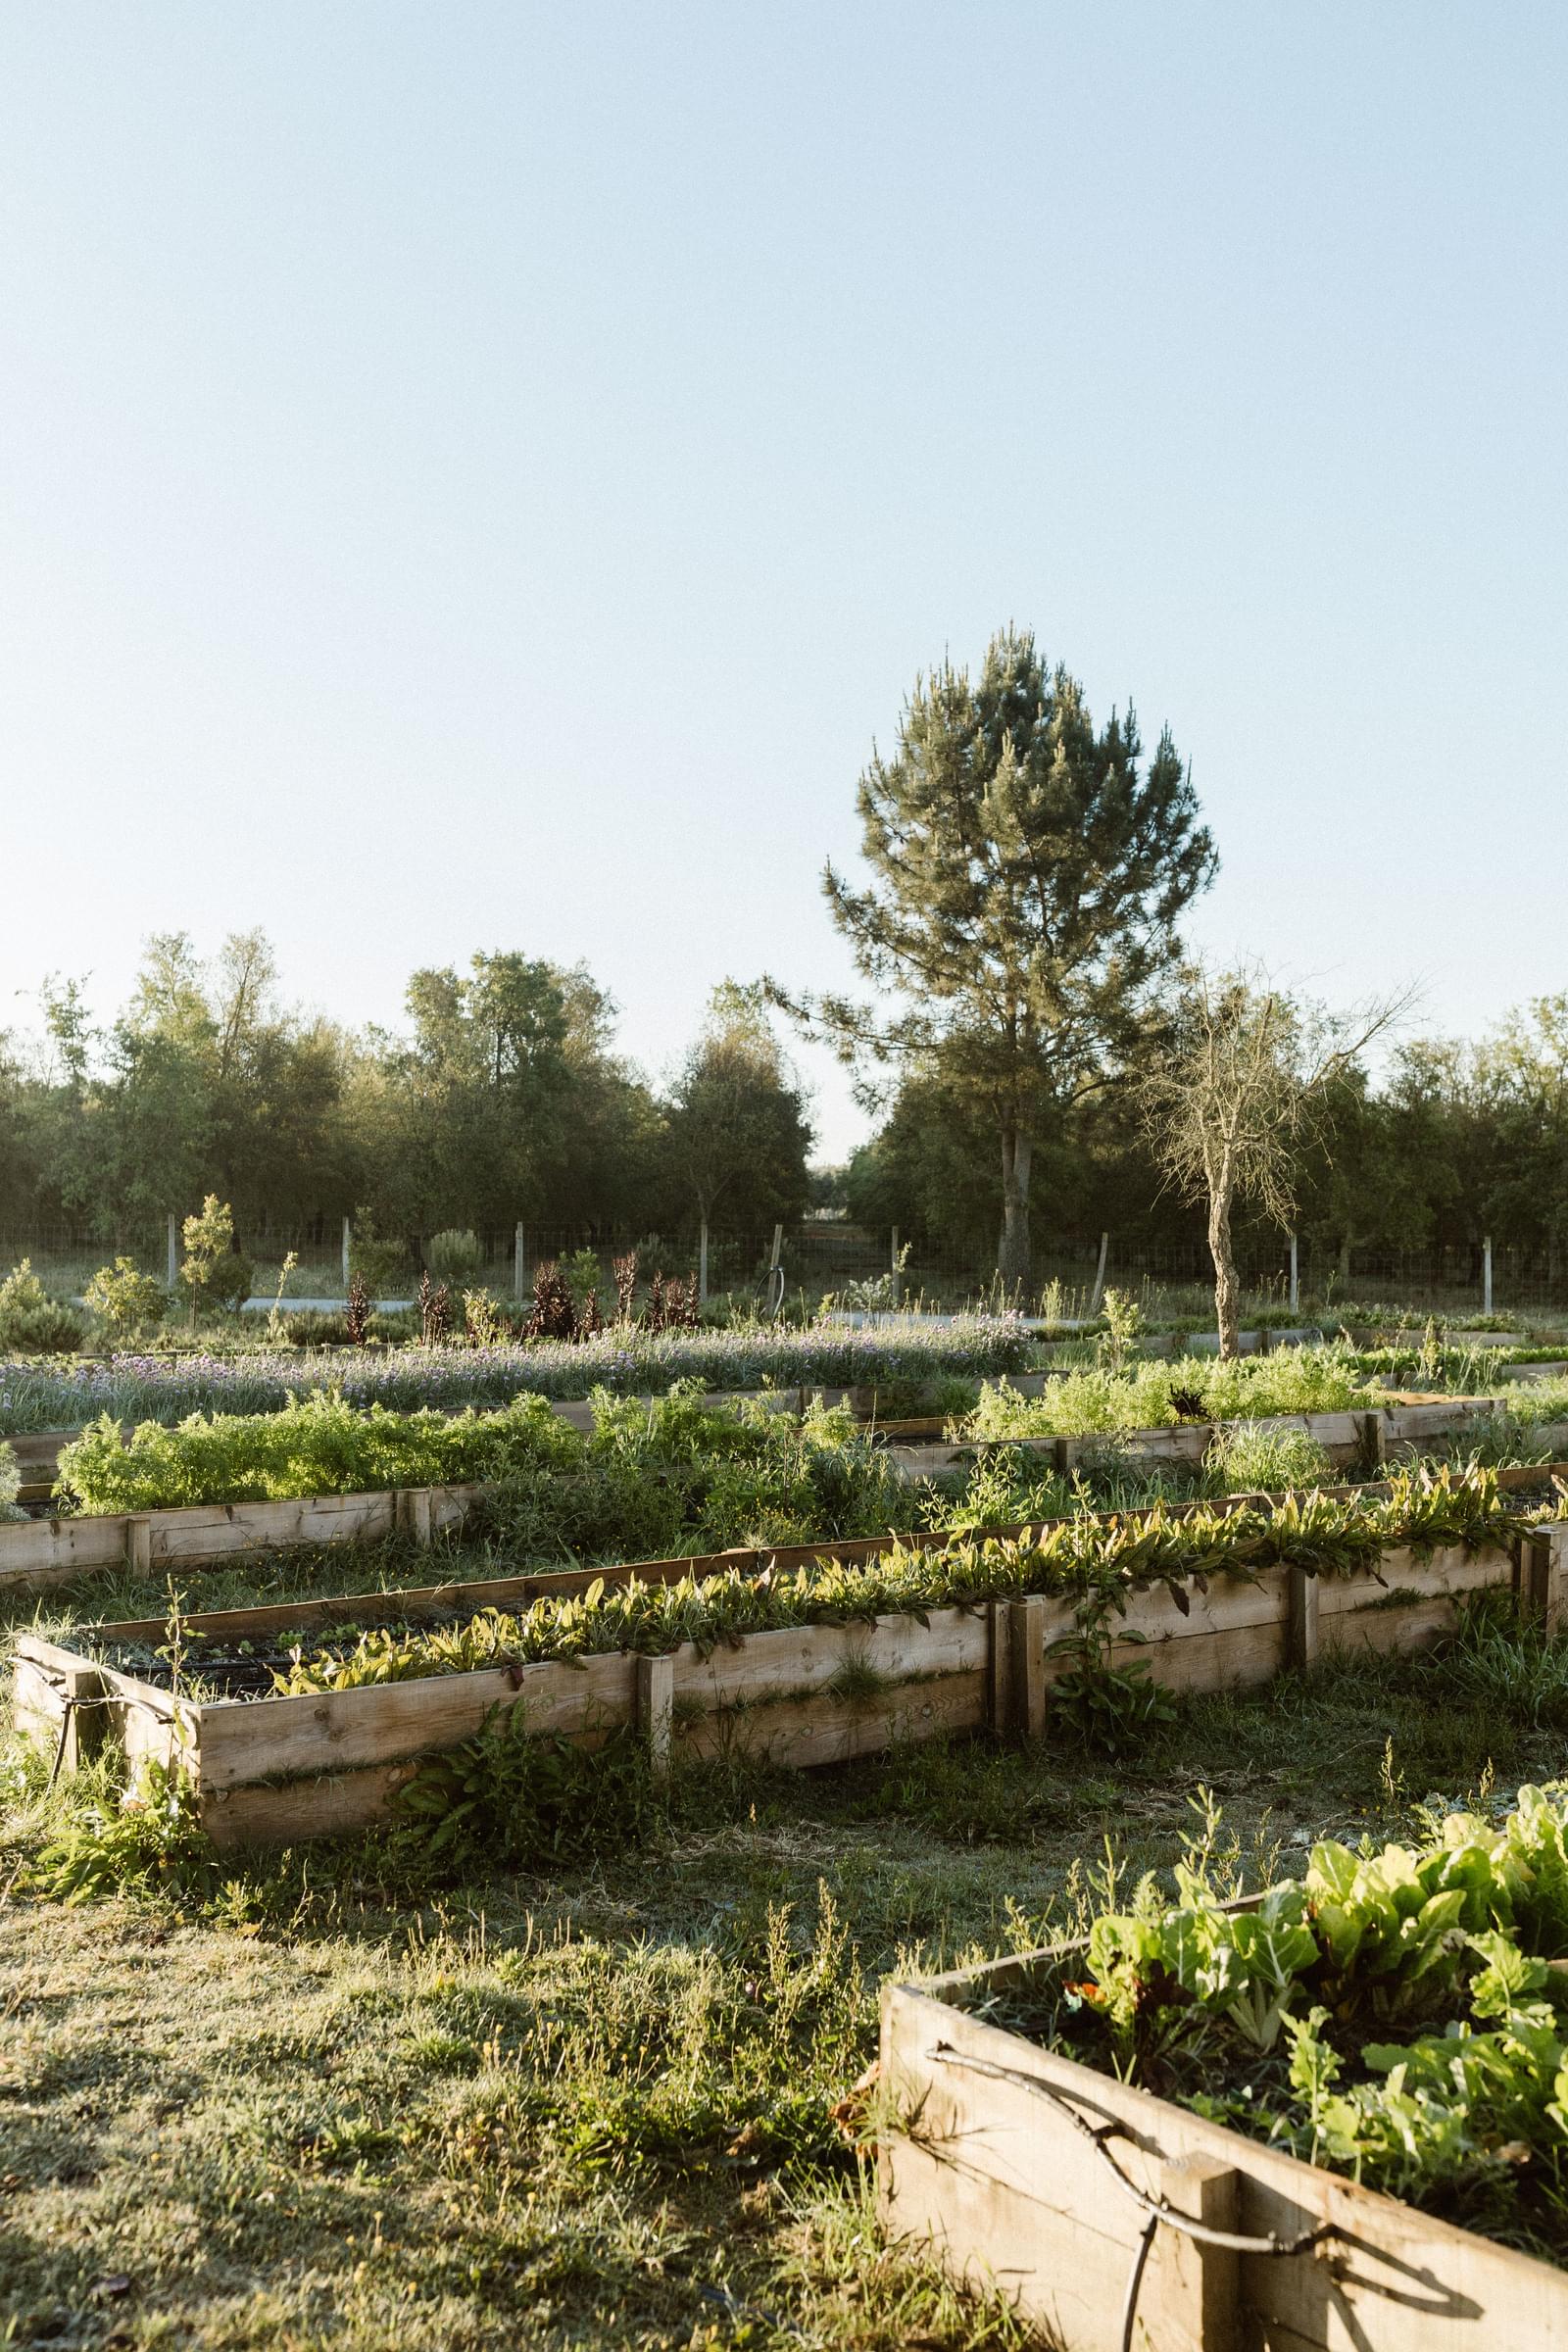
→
(782, 627, 1563, 1329)
(5, 626, 1558, 1315)
(0, 937, 812, 1253)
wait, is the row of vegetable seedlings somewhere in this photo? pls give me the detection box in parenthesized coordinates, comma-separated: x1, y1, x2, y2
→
(16, 1480, 1565, 1849)
(0, 1396, 1546, 1602)
(3, 1372, 1053, 1490)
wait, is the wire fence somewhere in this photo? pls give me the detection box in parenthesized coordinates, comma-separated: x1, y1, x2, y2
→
(0, 1220, 1563, 1315)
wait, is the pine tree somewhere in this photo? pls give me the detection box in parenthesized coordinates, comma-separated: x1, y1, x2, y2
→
(782, 628, 1215, 1288)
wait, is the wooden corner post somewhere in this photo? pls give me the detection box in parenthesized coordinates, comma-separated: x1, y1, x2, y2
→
(1287, 1564, 1319, 1671)
(1145, 2152, 1240, 2352)
(1007, 1593, 1047, 1740)
(1520, 1526, 1568, 1642)
(637, 1653, 674, 1782)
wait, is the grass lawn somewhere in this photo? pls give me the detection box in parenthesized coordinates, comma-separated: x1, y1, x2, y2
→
(6, 1549, 1568, 2352)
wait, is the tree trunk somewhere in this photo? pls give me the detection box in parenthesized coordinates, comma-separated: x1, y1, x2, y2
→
(1208, 1179, 1241, 1360)
(997, 1124, 1033, 1297)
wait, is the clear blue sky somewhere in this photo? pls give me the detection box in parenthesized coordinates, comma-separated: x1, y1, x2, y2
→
(3, 4, 1563, 1158)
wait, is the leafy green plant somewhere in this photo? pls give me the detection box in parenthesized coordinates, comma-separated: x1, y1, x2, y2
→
(1017, 1785, 1568, 2250)
(0, 1259, 84, 1355)
(1046, 1622, 1177, 1757)
(392, 1708, 661, 1868)
(30, 1755, 218, 1904)
(964, 1345, 1374, 1443)
(1096, 1286, 1144, 1372)
(82, 1256, 168, 1341)
(0, 1439, 21, 1519)
(178, 1198, 254, 1319)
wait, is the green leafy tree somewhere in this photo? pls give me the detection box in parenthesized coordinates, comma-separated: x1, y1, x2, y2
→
(776, 628, 1215, 1287)
(662, 985, 813, 1240)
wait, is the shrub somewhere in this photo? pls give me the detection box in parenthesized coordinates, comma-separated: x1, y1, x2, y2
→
(82, 1256, 168, 1341)
(348, 1212, 413, 1296)
(178, 1198, 254, 1318)
(427, 1229, 482, 1288)
(0, 1260, 84, 1354)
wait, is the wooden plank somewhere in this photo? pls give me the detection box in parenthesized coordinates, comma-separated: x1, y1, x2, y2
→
(1087, 1617, 1287, 1698)
(0, 1513, 133, 1590)
(190, 1650, 637, 1788)
(201, 1760, 421, 1847)
(986, 1600, 1010, 1732)
(880, 1980, 1568, 2351)
(679, 1666, 987, 1769)
(1316, 1544, 1511, 1618)
(149, 1491, 398, 1562)
(667, 1608, 990, 1711)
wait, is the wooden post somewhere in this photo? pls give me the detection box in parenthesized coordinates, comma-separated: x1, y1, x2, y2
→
(123, 1516, 152, 1576)
(166, 1212, 178, 1290)
(1145, 2152, 1240, 2352)
(698, 1217, 709, 1306)
(61, 1661, 108, 1774)
(396, 1488, 433, 1547)
(1288, 1230, 1298, 1313)
(985, 1600, 1012, 1733)
(890, 1225, 900, 1304)
(1287, 1564, 1319, 1670)
(1007, 1594, 1047, 1740)
(1356, 1410, 1387, 1474)
(1484, 1234, 1494, 1316)
(1088, 1231, 1109, 1316)
(636, 1652, 674, 1781)
(514, 1223, 525, 1300)
(342, 1215, 352, 1287)
(1520, 1528, 1567, 1642)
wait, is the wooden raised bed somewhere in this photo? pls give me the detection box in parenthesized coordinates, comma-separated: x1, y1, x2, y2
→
(879, 1836, 1568, 2348)
(15, 1516, 1560, 1850)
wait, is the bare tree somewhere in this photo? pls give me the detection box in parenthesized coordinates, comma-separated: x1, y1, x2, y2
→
(1138, 964, 1412, 1358)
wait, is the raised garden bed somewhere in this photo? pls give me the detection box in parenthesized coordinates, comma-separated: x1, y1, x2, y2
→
(17, 1487, 1564, 1849)
(879, 1772, 1568, 2348)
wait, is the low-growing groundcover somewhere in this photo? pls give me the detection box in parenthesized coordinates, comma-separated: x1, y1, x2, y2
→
(1004, 1785, 1568, 2264)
